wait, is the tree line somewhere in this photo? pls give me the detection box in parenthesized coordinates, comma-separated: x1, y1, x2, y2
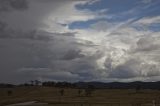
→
(1, 81, 160, 90)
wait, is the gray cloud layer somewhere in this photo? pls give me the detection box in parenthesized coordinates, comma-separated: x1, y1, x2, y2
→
(0, 0, 160, 83)
(0, 0, 28, 12)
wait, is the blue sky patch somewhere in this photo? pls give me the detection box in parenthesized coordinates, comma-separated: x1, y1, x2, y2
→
(70, 0, 160, 30)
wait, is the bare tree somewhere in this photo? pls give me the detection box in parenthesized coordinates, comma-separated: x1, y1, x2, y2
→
(78, 89, 82, 96)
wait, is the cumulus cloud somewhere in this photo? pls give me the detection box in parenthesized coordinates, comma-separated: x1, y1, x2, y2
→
(72, 15, 160, 82)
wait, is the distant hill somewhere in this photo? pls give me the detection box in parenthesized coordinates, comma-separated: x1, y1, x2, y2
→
(74, 81, 160, 89)
(1, 81, 160, 89)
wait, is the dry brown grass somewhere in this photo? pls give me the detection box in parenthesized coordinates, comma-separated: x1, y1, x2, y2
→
(0, 87, 160, 106)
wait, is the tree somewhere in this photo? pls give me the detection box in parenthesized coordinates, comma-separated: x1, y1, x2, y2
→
(30, 80, 34, 86)
(59, 89, 64, 96)
(7, 90, 12, 96)
(42, 81, 56, 86)
(78, 89, 82, 96)
(34, 80, 41, 86)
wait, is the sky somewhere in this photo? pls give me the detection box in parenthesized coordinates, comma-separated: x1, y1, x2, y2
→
(0, 0, 160, 84)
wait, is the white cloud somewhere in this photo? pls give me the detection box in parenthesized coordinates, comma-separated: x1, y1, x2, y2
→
(134, 16, 160, 25)
(86, 0, 101, 5)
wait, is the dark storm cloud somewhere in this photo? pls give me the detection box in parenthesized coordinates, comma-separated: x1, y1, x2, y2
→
(62, 50, 84, 60)
(0, 39, 53, 83)
(0, 21, 6, 31)
(0, 0, 28, 12)
(0, 21, 7, 38)
(0, 0, 29, 39)
(0, 30, 93, 83)
(0, 29, 54, 41)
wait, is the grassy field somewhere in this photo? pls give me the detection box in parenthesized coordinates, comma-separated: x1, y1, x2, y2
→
(0, 86, 160, 106)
